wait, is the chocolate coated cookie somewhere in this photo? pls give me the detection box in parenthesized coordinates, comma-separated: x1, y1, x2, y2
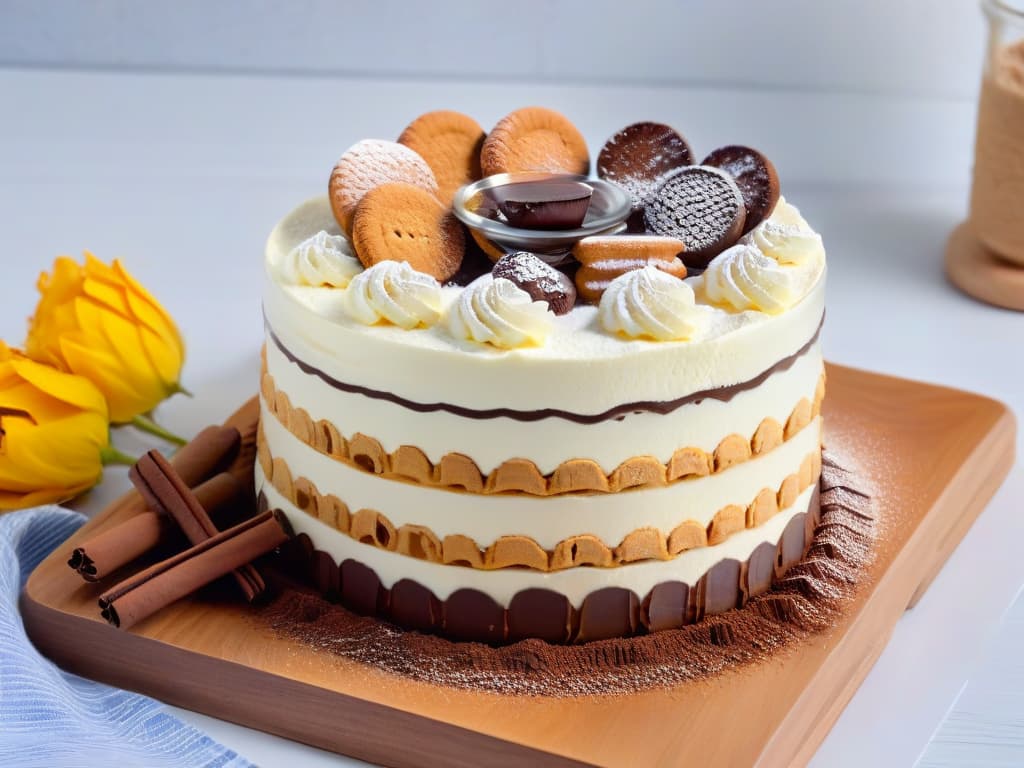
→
(702, 145, 779, 234)
(492, 251, 576, 314)
(598, 122, 693, 216)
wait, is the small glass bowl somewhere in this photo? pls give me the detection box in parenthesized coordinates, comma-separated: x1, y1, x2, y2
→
(453, 172, 631, 261)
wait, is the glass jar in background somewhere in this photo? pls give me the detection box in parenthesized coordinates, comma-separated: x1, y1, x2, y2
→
(970, 0, 1024, 265)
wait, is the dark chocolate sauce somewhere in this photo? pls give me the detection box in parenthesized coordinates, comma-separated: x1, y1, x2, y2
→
(492, 180, 593, 230)
(266, 315, 823, 424)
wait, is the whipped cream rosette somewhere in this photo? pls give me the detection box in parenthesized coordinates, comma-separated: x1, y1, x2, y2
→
(344, 260, 442, 329)
(702, 199, 825, 314)
(280, 230, 362, 288)
(599, 266, 706, 341)
(447, 276, 554, 349)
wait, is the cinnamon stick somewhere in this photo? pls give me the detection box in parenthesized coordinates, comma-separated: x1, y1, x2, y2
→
(133, 451, 266, 601)
(121, 426, 242, 520)
(98, 511, 290, 630)
(68, 473, 242, 582)
(168, 425, 242, 487)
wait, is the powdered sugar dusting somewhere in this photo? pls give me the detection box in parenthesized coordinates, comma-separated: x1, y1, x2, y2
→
(331, 139, 438, 202)
(598, 122, 693, 210)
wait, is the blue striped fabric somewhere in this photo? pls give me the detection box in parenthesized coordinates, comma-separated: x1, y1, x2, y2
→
(0, 506, 253, 768)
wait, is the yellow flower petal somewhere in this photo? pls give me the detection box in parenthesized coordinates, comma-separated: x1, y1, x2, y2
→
(0, 342, 108, 512)
(114, 260, 184, 351)
(58, 335, 161, 423)
(0, 481, 96, 511)
(24, 253, 185, 422)
(7, 355, 107, 415)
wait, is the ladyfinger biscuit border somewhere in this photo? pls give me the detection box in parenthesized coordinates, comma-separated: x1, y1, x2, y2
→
(261, 349, 825, 497)
(259, 421, 823, 573)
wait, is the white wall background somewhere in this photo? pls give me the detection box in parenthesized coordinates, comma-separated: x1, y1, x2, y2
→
(0, 0, 987, 99)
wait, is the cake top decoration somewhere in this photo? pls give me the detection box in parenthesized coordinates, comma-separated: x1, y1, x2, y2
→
(274, 105, 826, 349)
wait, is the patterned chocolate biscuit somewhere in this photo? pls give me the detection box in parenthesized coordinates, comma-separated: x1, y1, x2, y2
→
(352, 183, 464, 282)
(398, 110, 486, 203)
(492, 251, 577, 315)
(572, 235, 687, 303)
(480, 107, 590, 177)
(597, 122, 693, 213)
(329, 139, 438, 237)
(702, 145, 780, 234)
(644, 166, 746, 269)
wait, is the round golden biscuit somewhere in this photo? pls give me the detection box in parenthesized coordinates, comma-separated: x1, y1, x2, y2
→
(328, 139, 438, 237)
(480, 107, 590, 177)
(398, 110, 485, 203)
(352, 182, 465, 282)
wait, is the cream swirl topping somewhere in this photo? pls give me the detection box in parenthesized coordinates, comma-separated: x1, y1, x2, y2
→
(746, 199, 824, 267)
(345, 260, 442, 329)
(702, 244, 800, 314)
(448, 276, 554, 349)
(599, 266, 705, 341)
(280, 230, 362, 287)
(702, 198, 825, 315)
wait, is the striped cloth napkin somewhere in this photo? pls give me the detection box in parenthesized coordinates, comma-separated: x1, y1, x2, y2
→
(0, 505, 253, 768)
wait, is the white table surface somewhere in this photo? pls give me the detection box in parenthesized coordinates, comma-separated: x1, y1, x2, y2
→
(1, 67, 1022, 767)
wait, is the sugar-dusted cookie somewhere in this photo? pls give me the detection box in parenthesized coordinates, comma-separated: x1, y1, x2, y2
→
(644, 166, 746, 269)
(572, 235, 687, 303)
(352, 183, 465, 282)
(480, 107, 590, 177)
(702, 146, 780, 234)
(598, 122, 693, 214)
(398, 110, 486, 203)
(329, 139, 438, 236)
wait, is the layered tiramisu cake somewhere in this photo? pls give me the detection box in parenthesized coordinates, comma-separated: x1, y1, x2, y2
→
(256, 107, 827, 644)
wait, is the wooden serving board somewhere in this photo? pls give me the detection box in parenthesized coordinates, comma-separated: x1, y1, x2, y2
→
(21, 364, 1016, 768)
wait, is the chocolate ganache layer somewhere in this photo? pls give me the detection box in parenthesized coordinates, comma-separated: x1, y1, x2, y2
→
(265, 314, 823, 425)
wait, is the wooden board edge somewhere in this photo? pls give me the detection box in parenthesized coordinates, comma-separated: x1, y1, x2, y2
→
(19, 591, 593, 768)
(757, 401, 1017, 768)
(19, 373, 1019, 768)
(906, 406, 1016, 608)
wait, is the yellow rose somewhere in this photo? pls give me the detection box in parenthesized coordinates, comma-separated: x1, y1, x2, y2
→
(0, 341, 113, 511)
(25, 252, 186, 423)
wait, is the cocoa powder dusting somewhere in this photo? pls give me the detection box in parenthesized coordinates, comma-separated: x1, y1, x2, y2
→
(258, 449, 876, 697)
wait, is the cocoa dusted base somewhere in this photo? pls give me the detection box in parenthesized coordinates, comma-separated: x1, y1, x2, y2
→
(260, 454, 867, 647)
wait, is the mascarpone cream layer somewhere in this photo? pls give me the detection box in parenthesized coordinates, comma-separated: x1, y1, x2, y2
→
(261, 400, 821, 549)
(258, 468, 816, 608)
(264, 197, 826, 415)
(265, 338, 823, 475)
